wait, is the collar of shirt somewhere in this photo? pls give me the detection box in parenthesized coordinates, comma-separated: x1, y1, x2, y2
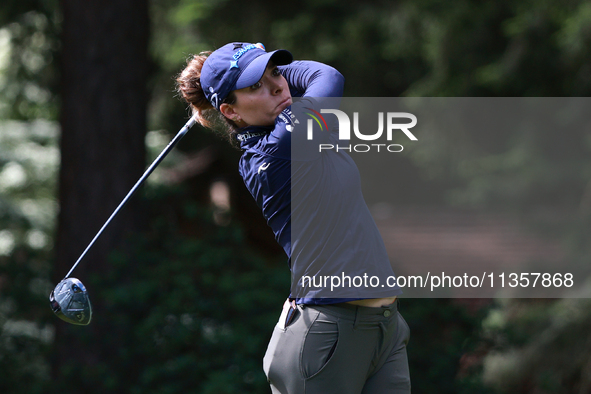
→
(236, 106, 295, 149)
(237, 125, 273, 149)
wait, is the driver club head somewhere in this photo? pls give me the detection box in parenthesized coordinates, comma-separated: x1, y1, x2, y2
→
(49, 277, 92, 325)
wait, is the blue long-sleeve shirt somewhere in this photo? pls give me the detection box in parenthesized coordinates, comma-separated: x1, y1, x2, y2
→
(237, 60, 401, 304)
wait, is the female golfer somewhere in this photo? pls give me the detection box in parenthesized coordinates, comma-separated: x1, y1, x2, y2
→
(176, 42, 411, 394)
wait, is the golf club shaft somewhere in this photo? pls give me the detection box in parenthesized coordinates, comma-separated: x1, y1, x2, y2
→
(64, 115, 198, 279)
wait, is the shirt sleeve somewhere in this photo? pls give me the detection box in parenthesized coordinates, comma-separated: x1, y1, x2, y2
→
(271, 60, 345, 161)
(279, 60, 345, 98)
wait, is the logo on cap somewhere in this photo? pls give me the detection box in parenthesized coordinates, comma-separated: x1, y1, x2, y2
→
(230, 43, 266, 68)
(208, 87, 219, 109)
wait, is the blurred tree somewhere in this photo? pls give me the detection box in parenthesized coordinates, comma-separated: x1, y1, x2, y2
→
(52, 0, 150, 384)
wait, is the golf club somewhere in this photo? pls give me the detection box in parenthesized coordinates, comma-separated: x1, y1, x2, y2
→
(49, 115, 198, 325)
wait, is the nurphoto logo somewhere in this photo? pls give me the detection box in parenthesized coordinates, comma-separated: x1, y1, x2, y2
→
(305, 109, 418, 153)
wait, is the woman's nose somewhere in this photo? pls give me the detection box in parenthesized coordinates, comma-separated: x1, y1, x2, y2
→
(268, 78, 283, 95)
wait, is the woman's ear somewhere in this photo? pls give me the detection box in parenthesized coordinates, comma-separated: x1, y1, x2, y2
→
(219, 103, 237, 121)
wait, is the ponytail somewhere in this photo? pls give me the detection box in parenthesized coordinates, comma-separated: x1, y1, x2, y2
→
(176, 52, 240, 144)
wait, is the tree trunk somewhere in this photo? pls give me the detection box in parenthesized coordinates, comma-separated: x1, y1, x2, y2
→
(53, 0, 149, 381)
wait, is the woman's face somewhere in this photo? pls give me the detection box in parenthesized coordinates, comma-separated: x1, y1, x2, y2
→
(221, 62, 292, 127)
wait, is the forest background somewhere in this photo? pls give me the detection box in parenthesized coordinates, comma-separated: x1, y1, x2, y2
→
(2, 0, 591, 393)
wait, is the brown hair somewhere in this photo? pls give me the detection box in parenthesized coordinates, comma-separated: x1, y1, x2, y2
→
(176, 52, 239, 144)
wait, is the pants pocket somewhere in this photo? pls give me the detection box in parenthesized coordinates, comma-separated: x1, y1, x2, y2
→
(301, 319, 339, 379)
(263, 307, 321, 393)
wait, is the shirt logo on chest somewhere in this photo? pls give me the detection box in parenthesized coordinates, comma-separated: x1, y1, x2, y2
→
(258, 162, 270, 174)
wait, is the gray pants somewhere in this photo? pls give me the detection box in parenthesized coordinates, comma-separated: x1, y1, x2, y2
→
(263, 300, 411, 393)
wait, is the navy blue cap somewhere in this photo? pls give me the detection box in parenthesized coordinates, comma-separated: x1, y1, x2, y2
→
(200, 42, 293, 110)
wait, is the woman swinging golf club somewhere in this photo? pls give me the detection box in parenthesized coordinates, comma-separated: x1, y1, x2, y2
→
(176, 42, 411, 394)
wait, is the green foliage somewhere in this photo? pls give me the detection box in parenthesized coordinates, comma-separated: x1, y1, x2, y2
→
(0, 3, 60, 120)
(0, 120, 58, 394)
(473, 211, 591, 393)
(0, 244, 54, 394)
(402, 298, 494, 394)
(479, 297, 591, 394)
(51, 188, 290, 393)
(151, 0, 591, 99)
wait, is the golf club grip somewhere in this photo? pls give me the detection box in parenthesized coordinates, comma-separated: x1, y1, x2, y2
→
(64, 115, 198, 279)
